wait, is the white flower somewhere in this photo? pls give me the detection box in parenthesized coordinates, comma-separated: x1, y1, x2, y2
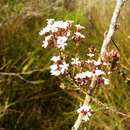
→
(75, 71, 93, 79)
(51, 56, 61, 62)
(56, 36, 68, 49)
(50, 64, 58, 71)
(71, 58, 81, 65)
(77, 105, 92, 122)
(47, 19, 55, 25)
(87, 53, 94, 58)
(53, 21, 69, 30)
(42, 35, 52, 48)
(94, 69, 106, 76)
(42, 40, 48, 48)
(50, 60, 69, 76)
(86, 59, 102, 66)
(50, 69, 61, 76)
(85, 71, 93, 78)
(103, 77, 110, 85)
(74, 32, 85, 38)
(39, 26, 51, 35)
(59, 62, 69, 74)
(50, 64, 60, 76)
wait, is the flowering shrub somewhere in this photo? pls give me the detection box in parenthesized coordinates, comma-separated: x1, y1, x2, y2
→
(39, 19, 120, 122)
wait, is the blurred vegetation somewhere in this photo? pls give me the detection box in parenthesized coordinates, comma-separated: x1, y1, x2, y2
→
(0, 0, 130, 130)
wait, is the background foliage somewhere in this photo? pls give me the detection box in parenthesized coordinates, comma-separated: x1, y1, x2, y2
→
(0, 0, 130, 130)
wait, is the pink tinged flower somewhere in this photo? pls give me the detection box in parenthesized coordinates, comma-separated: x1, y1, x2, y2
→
(39, 26, 52, 35)
(50, 57, 69, 76)
(56, 36, 68, 49)
(72, 32, 85, 42)
(51, 56, 61, 62)
(53, 21, 69, 30)
(96, 77, 104, 84)
(42, 35, 53, 48)
(71, 58, 81, 66)
(75, 24, 85, 32)
(86, 59, 102, 66)
(50, 64, 58, 71)
(75, 71, 93, 79)
(74, 32, 85, 38)
(74, 71, 93, 86)
(59, 62, 69, 74)
(77, 105, 92, 122)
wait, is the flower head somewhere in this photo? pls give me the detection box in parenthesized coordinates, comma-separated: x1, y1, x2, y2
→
(51, 56, 61, 62)
(74, 71, 93, 86)
(72, 32, 85, 42)
(56, 36, 68, 50)
(77, 105, 92, 122)
(71, 58, 81, 66)
(50, 56, 69, 76)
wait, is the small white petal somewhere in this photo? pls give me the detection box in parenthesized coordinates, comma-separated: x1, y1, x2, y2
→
(71, 58, 81, 65)
(51, 56, 61, 62)
(103, 78, 110, 85)
(74, 32, 85, 38)
(87, 53, 94, 58)
(42, 41, 48, 48)
(94, 69, 106, 76)
(75, 24, 85, 29)
(50, 64, 58, 70)
(50, 70, 61, 76)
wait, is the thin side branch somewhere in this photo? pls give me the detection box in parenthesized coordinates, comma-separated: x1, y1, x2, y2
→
(0, 68, 47, 84)
(71, 0, 127, 130)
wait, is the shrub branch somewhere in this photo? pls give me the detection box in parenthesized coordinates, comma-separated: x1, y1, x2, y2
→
(71, 0, 127, 130)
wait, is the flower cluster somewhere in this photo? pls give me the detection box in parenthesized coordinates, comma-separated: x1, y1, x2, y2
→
(39, 19, 73, 49)
(74, 71, 92, 86)
(39, 19, 86, 76)
(77, 105, 92, 122)
(39, 19, 85, 50)
(102, 49, 120, 73)
(74, 69, 109, 86)
(72, 25, 85, 42)
(50, 56, 69, 76)
(39, 19, 114, 86)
